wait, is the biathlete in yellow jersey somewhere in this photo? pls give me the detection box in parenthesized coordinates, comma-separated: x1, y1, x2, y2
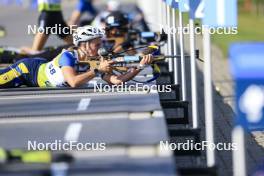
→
(0, 26, 153, 88)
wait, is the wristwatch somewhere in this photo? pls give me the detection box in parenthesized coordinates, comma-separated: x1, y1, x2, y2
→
(93, 68, 101, 77)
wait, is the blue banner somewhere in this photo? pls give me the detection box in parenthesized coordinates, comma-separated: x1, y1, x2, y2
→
(230, 43, 264, 131)
(203, 0, 237, 27)
(165, 0, 173, 5)
(164, 0, 178, 9)
(189, 0, 202, 19)
(179, 0, 189, 12)
(171, 0, 178, 9)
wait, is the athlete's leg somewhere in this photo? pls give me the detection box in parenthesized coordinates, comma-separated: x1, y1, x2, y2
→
(0, 60, 30, 88)
(0, 58, 47, 88)
(20, 11, 50, 54)
(68, 10, 82, 26)
(20, 33, 49, 54)
(56, 13, 73, 44)
(31, 32, 49, 51)
(22, 58, 47, 87)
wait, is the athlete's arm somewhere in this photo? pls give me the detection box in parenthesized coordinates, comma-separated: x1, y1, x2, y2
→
(103, 54, 153, 85)
(61, 54, 113, 88)
(103, 68, 140, 85)
(62, 66, 96, 88)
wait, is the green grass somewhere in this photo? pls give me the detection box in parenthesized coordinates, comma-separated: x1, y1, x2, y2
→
(176, 8, 264, 56)
(212, 12, 264, 56)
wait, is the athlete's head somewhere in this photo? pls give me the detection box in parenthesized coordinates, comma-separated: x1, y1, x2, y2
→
(105, 11, 129, 37)
(73, 26, 105, 56)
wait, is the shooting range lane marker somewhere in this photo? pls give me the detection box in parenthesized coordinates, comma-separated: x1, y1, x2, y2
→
(0, 113, 128, 124)
(232, 126, 246, 176)
(189, 18, 199, 129)
(166, 4, 173, 72)
(172, 8, 179, 85)
(64, 123, 83, 142)
(217, 0, 225, 26)
(152, 110, 165, 119)
(179, 11, 187, 101)
(129, 112, 152, 120)
(77, 98, 91, 111)
(69, 145, 170, 158)
(203, 27, 216, 167)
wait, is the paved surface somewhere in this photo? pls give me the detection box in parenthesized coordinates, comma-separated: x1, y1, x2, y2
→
(0, 112, 167, 149)
(0, 92, 161, 117)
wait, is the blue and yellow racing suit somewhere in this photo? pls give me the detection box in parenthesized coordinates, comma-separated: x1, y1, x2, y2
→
(0, 50, 78, 88)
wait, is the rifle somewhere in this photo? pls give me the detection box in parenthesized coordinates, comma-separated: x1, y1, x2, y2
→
(77, 46, 201, 73)
(77, 45, 201, 83)
(78, 45, 161, 73)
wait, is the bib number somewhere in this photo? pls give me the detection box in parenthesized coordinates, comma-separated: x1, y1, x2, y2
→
(49, 64, 56, 75)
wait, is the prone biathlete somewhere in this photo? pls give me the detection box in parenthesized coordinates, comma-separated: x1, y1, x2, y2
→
(103, 11, 165, 56)
(103, 11, 134, 54)
(0, 26, 153, 88)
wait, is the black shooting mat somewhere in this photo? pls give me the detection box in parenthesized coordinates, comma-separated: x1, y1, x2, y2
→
(0, 113, 168, 149)
(0, 91, 162, 117)
(0, 156, 176, 176)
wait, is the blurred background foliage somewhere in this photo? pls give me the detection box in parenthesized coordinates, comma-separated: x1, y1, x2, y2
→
(212, 0, 264, 56)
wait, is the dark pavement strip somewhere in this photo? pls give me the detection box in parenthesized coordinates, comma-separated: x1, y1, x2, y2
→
(0, 114, 168, 149)
(0, 156, 176, 176)
(0, 92, 161, 117)
(71, 157, 176, 176)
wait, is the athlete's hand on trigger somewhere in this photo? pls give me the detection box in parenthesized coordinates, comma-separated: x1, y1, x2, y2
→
(140, 54, 153, 65)
(98, 57, 114, 73)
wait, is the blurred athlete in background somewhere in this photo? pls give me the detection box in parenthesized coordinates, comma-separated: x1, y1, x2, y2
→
(21, 0, 73, 55)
